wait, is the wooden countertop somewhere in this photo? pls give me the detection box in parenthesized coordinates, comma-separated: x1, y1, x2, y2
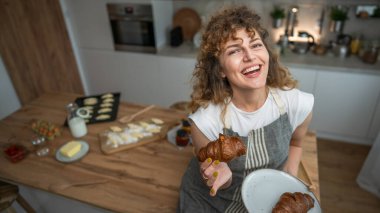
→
(0, 92, 319, 212)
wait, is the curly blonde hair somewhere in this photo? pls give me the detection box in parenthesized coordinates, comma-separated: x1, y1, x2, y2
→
(190, 5, 297, 112)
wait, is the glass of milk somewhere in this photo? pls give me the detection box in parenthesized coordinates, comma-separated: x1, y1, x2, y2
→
(66, 103, 87, 138)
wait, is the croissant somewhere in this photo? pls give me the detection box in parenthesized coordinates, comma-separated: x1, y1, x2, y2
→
(197, 133, 246, 162)
(272, 192, 315, 213)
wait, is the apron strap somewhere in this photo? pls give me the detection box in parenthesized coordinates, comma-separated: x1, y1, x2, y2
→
(269, 87, 286, 115)
(223, 98, 232, 132)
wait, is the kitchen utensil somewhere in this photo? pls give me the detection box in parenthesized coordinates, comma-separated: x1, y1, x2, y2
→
(173, 8, 201, 41)
(241, 169, 321, 213)
(118, 105, 155, 123)
(299, 160, 317, 193)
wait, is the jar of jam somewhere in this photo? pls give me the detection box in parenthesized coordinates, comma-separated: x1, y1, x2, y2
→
(176, 129, 189, 147)
(181, 119, 191, 134)
(362, 46, 379, 64)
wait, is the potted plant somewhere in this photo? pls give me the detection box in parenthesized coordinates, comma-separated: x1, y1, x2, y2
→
(270, 6, 286, 28)
(329, 6, 349, 32)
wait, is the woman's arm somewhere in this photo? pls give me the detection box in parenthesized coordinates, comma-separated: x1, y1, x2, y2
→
(283, 112, 313, 176)
(190, 121, 233, 196)
(190, 120, 210, 155)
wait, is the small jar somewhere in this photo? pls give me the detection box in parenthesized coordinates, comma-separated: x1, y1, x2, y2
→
(362, 46, 379, 64)
(176, 129, 189, 147)
(66, 103, 87, 138)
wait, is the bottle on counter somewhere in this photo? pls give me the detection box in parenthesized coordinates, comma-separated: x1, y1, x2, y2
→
(350, 35, 362, 55)
(66, 102, 87, 138)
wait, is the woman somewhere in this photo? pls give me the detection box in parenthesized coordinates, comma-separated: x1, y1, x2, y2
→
(177, 5, 314, 213)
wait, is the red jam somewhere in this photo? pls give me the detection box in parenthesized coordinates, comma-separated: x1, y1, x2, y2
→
(176, 129, 189, 147)
(4, 144, 27, 163)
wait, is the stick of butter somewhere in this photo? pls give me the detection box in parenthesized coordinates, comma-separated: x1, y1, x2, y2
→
(60, 141, 82, 158)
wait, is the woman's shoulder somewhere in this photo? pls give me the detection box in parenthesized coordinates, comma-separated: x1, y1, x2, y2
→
(272, 87, 314, 131)
(273, 87, 314, 105)
(188, 102, 223, 127)
(188, 103, 223, 140)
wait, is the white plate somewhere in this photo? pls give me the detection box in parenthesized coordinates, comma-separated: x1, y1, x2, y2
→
(56, 141, 89, 163)
(242, 169, 321, 213)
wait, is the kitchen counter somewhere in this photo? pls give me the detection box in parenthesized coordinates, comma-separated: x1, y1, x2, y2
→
(0, 92, 320, 212)
(158, 42, 380, 75)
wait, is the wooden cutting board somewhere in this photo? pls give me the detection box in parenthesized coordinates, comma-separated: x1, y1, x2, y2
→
(98, 119, 179, 155)
(298, 161, 318, 197)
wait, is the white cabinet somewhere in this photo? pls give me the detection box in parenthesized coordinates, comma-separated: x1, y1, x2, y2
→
(288, 66, 317, 94)
(369, 100, 380, 139)
(312, 71, 380, 144)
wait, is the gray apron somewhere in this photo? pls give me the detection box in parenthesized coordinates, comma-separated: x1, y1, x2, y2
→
(177, 89, 293, 213)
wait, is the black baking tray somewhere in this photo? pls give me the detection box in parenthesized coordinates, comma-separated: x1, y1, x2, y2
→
(64, 92, 120, 126)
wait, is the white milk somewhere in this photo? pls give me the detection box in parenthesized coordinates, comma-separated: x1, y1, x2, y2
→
(68, 117, 87, 138)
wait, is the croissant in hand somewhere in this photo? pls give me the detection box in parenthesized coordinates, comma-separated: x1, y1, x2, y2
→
(197, 133, 246, 162)
(272, 192, 315, 213)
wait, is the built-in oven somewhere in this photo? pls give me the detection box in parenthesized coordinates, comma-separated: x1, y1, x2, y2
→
(107, 3, 156, 53)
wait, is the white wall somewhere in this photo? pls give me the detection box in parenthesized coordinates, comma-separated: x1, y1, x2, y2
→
(0, 56, 21, 119)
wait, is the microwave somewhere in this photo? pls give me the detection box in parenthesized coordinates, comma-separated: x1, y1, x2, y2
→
(107, 3, 156, 53)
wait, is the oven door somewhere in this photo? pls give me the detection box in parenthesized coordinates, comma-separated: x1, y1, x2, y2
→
(110, 18, 156, 53)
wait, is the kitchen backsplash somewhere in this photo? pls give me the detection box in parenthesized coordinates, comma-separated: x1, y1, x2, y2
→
(173, 0, 380, 45)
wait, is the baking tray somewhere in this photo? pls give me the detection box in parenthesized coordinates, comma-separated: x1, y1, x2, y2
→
(65, 92, 120, 125)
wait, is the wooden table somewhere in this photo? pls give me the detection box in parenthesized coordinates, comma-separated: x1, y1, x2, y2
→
(0, 92, 319, 212)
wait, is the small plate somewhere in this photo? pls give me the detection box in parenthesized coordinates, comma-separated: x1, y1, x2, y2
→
(242, 169, 321, 213)
(56, 141, 89, 163)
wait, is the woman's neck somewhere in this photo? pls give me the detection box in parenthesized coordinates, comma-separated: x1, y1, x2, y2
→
(231, 87, 269, 112)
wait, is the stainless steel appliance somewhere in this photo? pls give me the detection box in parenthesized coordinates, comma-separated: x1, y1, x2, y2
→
(107, 3, 156, 53)
(291, 31, 315, 54)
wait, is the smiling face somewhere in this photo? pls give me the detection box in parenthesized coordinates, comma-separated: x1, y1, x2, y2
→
(219, 29, 269, 93)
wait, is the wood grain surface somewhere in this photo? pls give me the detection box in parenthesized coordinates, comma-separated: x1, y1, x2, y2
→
(0, 92, 320, 212)
(0, 0, 83, 105)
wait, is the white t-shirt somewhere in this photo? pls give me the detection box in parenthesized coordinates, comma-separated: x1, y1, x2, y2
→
(189, 88, 314, 141)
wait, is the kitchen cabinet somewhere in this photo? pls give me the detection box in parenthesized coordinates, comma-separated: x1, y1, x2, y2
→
(312, 70, 380, 144)
(0, 0, 83, 104)
(368, 99, 380, 139)
(288, 67, 317, 94)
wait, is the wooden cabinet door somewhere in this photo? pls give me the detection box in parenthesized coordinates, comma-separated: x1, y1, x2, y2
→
(0, 0, 83, 105)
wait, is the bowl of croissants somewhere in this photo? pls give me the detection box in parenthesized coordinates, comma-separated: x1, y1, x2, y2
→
(242, 169, 322, 213)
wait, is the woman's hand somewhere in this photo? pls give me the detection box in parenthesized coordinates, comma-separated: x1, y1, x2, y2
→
(200, 158, 232, 196)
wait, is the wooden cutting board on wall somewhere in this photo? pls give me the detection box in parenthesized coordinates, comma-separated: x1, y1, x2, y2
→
(0, 0, 83, 105)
